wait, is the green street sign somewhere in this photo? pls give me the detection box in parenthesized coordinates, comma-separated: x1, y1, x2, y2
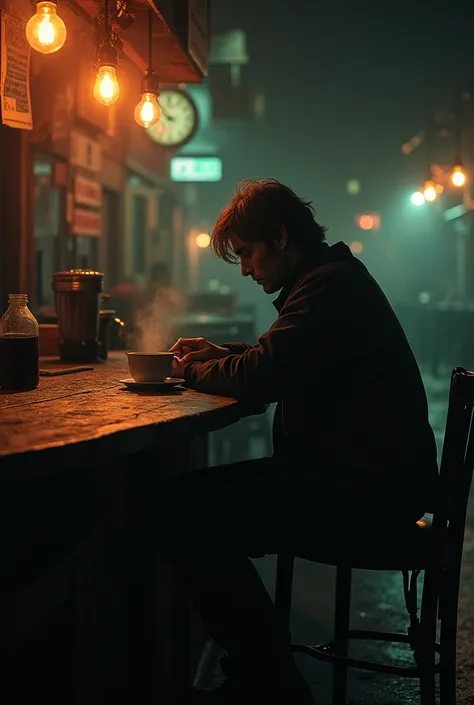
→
(170, 156, 223, 182)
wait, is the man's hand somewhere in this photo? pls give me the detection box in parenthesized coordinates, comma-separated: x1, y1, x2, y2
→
(171, 356, 187, 378)
(169, 337, 229, 377)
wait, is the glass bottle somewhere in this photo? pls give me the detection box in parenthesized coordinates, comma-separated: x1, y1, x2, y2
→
(0, 294, 39, 390)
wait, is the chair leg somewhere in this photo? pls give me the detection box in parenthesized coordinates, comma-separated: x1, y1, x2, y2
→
(439, 568, 460, 705)
(274, 553, 295, 633)
(193, 638, 225, 689)
(418, 569, 439, 705)
(332, 565, 351, 705)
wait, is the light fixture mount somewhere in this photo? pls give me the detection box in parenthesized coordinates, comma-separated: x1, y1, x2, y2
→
(141, 68, 159, 96)
(96, 40, 119, 69)
(113, 0, 135, 30)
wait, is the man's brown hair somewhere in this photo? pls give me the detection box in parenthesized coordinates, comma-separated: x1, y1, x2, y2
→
(210, 178, 327, 263)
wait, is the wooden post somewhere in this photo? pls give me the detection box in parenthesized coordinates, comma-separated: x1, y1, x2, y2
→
(0, 124, 34, 310)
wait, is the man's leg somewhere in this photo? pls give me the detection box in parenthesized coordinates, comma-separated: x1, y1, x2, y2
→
(156, 458, 302, 690)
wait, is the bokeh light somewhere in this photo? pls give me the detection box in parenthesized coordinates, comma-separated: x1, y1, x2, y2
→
(359, 215, 374, 230)
(350, 241, 364, 255)
(423, 181, 437, 202)
(347, 179, 361, 196)
(196, 232, 211, 248)
(411, 191, 425, 206)
(451, 166, 466, 188)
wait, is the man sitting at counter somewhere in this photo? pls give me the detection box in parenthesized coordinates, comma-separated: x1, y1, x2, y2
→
(159, 178, 439, 705)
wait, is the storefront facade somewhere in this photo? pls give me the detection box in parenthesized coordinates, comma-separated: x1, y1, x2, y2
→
(0, 0, 209, 309)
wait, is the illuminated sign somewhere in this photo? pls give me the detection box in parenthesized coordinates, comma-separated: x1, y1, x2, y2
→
(170, 156, 223, 182)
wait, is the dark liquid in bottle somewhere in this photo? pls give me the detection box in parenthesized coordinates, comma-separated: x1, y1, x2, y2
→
(0, 334, 39, 390)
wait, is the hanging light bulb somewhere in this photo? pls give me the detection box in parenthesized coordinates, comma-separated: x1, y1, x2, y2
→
(93, 0, 120, 106)
(134, 90, 161, 127)
(134, 9, 161, 128)
(134, 72, 161, 127)
(94, 64, 120, 106)
(26, 1, 67, 54)
(93, 43, 120, 107)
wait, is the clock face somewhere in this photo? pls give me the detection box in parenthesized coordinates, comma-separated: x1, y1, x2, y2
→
(146, 89, 198, 148)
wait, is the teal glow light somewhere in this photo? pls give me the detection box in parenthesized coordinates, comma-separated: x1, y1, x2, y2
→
(411, 191, 425, 206)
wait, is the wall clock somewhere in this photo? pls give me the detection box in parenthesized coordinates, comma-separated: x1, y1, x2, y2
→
(146, 89, 198, 148)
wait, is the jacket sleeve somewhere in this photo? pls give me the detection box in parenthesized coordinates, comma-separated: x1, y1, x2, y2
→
(221, 342, 254, 354)
(183, 271, 351, 403)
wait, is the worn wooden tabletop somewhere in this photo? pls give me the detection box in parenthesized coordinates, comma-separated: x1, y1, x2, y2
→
(0, 352, 258, 477)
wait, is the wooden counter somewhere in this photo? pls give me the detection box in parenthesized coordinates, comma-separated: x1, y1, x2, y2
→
(1, 352, 263, 705)
(0, 352, 256, 479)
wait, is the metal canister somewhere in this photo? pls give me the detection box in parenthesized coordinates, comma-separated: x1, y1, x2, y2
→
(52, 270, 104, 362)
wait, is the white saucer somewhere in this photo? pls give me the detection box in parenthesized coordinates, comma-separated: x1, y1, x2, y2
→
(120, 377, 185, 391)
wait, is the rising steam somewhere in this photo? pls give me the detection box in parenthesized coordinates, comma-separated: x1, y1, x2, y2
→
(127, 286, 185, 352)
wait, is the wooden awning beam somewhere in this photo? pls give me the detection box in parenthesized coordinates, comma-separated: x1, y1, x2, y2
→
(72, 0, 204, 83)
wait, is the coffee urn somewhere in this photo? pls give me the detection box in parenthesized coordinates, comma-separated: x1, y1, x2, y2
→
(52, 269, 104, 362)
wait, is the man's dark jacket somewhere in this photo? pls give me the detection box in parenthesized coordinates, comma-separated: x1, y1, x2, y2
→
(183, 242, 439, 511)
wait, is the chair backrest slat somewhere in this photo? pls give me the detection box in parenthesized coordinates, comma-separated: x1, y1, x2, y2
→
(435, 367, 474, 559)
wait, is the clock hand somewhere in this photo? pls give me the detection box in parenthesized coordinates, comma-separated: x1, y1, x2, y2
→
(159, 105, 175, 122)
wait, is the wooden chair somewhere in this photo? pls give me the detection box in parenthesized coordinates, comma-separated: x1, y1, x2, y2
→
(274, 366, 474, 705)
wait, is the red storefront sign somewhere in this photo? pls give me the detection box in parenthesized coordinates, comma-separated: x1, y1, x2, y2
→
(74, 174, 102, 207)
(72, 207, 101, 237)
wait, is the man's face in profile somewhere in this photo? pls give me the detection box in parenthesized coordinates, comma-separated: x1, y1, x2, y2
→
(229, 232, 289, 294)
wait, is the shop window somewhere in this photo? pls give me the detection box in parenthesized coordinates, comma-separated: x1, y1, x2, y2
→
(34, 156, 62, 307)
(132, 195, 147, 275)
(74, 236, 99, 271)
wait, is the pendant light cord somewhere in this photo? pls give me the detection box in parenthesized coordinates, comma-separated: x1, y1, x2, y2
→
(148, 8, 153, 72)
(104, 0, 109, 39)
(455, 93, 462, 165)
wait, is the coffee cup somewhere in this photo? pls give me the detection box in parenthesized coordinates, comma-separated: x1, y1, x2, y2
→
(126, 352, 175, 382)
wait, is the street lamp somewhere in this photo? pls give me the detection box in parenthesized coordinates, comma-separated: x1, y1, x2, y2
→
(423, 181, 437, 202)
(451, 93, 467, 188)
(451, 164, 466, 188)
(411, 191, 425, 206)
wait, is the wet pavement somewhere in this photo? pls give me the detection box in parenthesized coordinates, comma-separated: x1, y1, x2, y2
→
(251, 368, 474, 704)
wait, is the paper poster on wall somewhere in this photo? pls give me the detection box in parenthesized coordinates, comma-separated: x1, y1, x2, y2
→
(0, 10, 33, 130)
